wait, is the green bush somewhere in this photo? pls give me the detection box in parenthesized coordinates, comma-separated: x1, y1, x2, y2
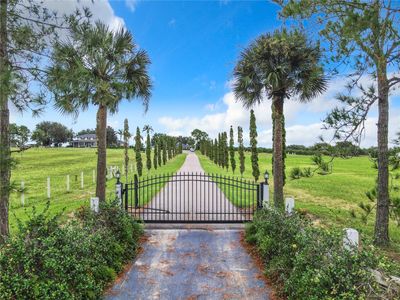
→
(0, 201, 143, 299)
(245, 209, 400, 300)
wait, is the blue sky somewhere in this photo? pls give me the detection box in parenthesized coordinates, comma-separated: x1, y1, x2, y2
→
(12, 0, 400, 147)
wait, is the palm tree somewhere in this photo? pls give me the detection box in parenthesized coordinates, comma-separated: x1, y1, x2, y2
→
(117, 129, 124, 144)
(47, 22, 152, 202)
(233, 29, 327, 209)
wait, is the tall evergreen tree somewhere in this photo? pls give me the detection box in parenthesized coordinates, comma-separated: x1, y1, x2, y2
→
(135, 127, 143, 176)
(153, 139, 158, 170)
(209, 140, 214, 161)
(123, 119, 131, 181)
(213, 138, 218, 165)
(229, 126, 236, 173)
(238, 126, 245, 177)
(143, 125, 153, 171)
(249, 110, 260, 181)
(223, 132, 229, 170)
(162, 138, 167, 165)
(157, 139, 162, 167)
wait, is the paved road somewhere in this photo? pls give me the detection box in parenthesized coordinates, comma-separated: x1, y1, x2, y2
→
(133, 152, 254, 222)
(105, 229, 271, 300)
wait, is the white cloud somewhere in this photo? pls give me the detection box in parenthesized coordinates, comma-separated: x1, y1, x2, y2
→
(159, 76, 400, 147)
(43, 0, 125, 31)
(125, 0, 138, 12)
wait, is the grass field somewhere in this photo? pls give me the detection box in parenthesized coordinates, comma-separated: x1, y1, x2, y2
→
(9, 148, 187, 232)
(198, 152, 400, 255)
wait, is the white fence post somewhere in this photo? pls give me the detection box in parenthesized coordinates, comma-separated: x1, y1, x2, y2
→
(66, 175, 70, 192)
(285, 197, 295, 215)
(81, 171, 84, 189)
(47, 177, 51, 199)
(343, 228, 359, 251)
(92, 170, 95, 183)
(90, 197, 99, 213)
(21, 181, 25, 207)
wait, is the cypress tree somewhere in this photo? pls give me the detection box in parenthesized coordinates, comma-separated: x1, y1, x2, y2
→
(209, 140, 214, 161)
(218, 133, 222, 167)
(223, 132, 229, 170)
(213, 138, 218, 165)
(162, 138, 167, 165)
(178, 141, 183, 154)
(249, 109, 259, 181)
(123, 119, 130, 180)
(145, 131, 152, 171)
(134, 127, 143, 176)
(229, 126, 236, 173)
(238, 126, 245, 177)
(167, 137, 172, 160)
(153, 138, 158, 170)
(157, 139, 162, 166)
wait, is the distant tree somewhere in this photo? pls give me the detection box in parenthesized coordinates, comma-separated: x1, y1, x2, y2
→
(10, 124, 30, 151)
(153, 138, 158, 170)
(123, 119, 131, 180)
(143, 125, 153, 171)
(238, 126, 245, 176)
(178, 141, 183, 154)
(134, 127, 143, 177)
(31, 121, 73, 147)
(229, 126, 236, 173)
(394, 132, 400, 146)
(48, 21, 152, 202)
(157, 139, 162, 167)
(106, 126, 118, 148)
(77, 129, 96, 136)
(162, 138, 167, 165)
(191, 129, 209, 150)
(249, 110, 260, 182)
(213, 138, 218, 165)
(223, 132, 229, 170)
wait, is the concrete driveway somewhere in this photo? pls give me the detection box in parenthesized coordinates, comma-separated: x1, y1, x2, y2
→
(106, 229, 271, 300)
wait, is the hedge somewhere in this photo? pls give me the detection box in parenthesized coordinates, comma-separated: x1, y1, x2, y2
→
(245, 209, 400, 300)
(0, 202, 143, 299)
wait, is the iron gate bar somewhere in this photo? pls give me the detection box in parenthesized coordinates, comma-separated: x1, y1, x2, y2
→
(123, 172, 261, 223)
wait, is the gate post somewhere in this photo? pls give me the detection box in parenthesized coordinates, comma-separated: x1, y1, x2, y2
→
(134, 174, 139, 209)
(124, 183, 128, 211)
(257, 183, 263, 209)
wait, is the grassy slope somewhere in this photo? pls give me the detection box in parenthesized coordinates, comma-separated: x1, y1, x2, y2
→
(10, 148, 187, 232)
(198, 152, 400, 254)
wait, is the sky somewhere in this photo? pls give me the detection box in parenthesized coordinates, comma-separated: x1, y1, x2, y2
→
(11, 0, 400, 147)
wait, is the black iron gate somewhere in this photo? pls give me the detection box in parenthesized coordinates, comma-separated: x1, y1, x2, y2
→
(122, 172, 262, 223)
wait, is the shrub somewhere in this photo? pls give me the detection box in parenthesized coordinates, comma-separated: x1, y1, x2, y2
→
(245, 209, 400, 299)
(0, 201, 143, 299)
(290, 167, 303, 179)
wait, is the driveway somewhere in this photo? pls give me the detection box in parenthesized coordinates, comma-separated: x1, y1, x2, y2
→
(106, 229, 271, 300)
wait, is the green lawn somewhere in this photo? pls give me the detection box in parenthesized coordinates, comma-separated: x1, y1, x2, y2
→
(9, 148, 186, 232)
(198, 152, 400, 255)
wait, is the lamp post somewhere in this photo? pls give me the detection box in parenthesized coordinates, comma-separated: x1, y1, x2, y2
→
(115, 170, 122, 205)
(264, 170, 269, 185)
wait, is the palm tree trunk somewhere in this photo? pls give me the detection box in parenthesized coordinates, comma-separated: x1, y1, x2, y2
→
(0, 0, 10, 243)
(374, 66, 390, 246)
(96, 104, 107, 202)
(272, 96, 284, 210)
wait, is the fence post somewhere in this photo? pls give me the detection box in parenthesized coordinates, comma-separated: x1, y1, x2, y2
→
(92, 170, 95, 183)
(21, 181, 25, 207)
(134, 174, 139, 209)
(115, 176, 122, 206)
(285, 197, 295, 215)
(343, 228, 359, 251)
(66, 175, 70, 192)
(81, 171, 84, 189)
(263, 182, 269, 208)
(257, 183, 263, 209)
(90, 197, 99, 213)
(47, 177, 51, 199)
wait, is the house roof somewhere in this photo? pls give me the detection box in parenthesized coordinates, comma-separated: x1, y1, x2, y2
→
(73, 134, 96, 142)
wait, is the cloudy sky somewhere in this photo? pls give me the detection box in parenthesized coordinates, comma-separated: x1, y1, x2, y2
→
(12, 0, 400, 147)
